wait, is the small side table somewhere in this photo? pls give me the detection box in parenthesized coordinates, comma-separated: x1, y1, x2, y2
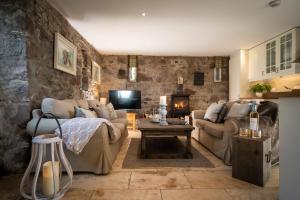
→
(232, 135, 272, 187)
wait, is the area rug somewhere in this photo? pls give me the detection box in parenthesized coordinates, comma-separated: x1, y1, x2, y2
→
(122, 137, 215, 168)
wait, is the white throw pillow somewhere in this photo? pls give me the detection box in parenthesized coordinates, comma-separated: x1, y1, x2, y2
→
(224, 103, 251, 120)
(204, 103, 224, 122)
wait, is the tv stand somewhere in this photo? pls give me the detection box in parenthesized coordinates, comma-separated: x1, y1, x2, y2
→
(126, 112, 136, 130)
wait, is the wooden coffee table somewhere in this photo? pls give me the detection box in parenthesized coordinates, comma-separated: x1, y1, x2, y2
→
(137, 118, 194, 159)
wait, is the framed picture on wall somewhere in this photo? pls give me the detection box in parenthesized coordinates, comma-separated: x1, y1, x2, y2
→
(92, 61, 101, 84)
(54, 32, 77, 76)
(194, 72, 204, 85)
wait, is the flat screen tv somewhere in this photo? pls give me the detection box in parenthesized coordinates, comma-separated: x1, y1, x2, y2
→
(109, 90, 141, 110)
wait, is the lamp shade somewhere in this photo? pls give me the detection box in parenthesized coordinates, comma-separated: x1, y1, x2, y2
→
(100, 97, 107, 105)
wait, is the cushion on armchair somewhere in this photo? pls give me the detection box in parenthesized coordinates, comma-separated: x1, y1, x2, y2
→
(224, 102, 251, 120)
(204, 103, 224, 122)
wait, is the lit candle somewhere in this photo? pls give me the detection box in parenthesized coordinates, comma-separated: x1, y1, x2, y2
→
(43, 161, 60, 196)
(100, 97, 107, 105)
(160, 96, 167, 105)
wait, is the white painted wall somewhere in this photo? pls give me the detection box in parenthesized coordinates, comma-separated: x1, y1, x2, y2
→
(239, 50, 249, 98)
(279, 97, 300, 199)
(229, 51, 241, 100)
(229, 50, 249, 100)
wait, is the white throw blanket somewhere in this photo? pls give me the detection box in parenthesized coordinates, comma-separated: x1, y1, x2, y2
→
(55, 118, 121, 154)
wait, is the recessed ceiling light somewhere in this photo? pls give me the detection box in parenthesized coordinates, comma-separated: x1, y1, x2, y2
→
(141, 12, 146, 17)
(268, 0, 281, 7)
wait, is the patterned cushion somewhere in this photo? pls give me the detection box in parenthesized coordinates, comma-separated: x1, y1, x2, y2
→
(106, 103, 118, 120)
(93, 105, 111, 120)
(74, 106, 97, 118)
(216, 104, 228, 123)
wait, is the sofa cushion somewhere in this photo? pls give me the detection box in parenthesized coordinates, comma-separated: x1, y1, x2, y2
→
(215, 104, 228, 123)
(225, 102, 251, 120)
(93, 105, 111, 119)
(106, 103, 118, 120)
(204, 103, 224, 122)
(112, 123, 126, 134)
(74, 106, 97, 118)
(203, 123, 224, 139)
(41, 98, 77, 118)
(111, 118, 128, 126)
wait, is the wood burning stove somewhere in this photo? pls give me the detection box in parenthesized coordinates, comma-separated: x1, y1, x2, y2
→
(170, 94, 190, 117)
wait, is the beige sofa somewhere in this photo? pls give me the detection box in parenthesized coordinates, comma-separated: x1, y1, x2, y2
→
(191, 109, 239, 165)
(191, 101, 278, 165)
(26, 98, 128, 175)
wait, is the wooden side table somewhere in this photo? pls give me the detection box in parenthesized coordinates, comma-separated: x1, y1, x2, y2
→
(126, 112, 136, 130)
(232, 135, 272, 187)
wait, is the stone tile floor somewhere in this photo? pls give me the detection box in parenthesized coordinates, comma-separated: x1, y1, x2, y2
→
(0, 130, 279, 200)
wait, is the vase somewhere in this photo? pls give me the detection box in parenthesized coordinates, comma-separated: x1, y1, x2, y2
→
(255, 92, 263, 98)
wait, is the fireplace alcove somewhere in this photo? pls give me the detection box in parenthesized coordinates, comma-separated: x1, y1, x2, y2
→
(170, 94, 190, 118)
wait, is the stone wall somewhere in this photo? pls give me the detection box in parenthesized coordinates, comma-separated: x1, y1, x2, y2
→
(0, 0, 229, 174)
(26, 0, 102, 109)
(100, 55, 229, 114)
(0, 0, 31, 175)
(0, 0, 102, 174)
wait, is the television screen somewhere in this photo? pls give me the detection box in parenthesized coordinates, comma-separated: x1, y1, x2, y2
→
(109, 90, 141, 110)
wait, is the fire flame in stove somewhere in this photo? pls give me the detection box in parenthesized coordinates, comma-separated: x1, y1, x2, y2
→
(174, 102, 184, 109)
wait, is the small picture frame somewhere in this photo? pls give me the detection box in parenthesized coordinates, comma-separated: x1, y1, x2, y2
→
(92, 61, 101, 84)
(128, 55, 137, 82)
(194, 72, 204, 86)
(54, 32, 77, 76)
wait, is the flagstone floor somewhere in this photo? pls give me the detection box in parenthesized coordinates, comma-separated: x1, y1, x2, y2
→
(0, 130, 279, 200)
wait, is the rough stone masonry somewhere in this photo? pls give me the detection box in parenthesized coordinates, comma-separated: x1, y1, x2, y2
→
(0, 0, 229, 174)
(100, 55, 229, 114)
(0, 0, 102, 174)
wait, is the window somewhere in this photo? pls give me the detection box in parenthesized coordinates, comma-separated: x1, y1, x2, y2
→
(266, 41, 276, 74)
(280, 33, 292, 70)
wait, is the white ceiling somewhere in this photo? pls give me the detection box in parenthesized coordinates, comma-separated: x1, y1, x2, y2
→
(49, 0, 300, 56)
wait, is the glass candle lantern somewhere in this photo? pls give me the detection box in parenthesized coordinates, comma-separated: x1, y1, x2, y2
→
(20, 113, 73, 200)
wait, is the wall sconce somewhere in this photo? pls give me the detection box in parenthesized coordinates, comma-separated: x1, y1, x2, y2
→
(214, 57, 222, 82)
(128, 55, 137, 82)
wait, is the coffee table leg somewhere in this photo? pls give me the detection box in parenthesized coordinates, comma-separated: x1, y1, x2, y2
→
(185, 131, 193, 159)
(141, 134, 146, 159)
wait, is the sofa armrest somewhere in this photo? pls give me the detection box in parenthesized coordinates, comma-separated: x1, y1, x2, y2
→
(116, 110, 127, 119)
(191, 110, 206, 120)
